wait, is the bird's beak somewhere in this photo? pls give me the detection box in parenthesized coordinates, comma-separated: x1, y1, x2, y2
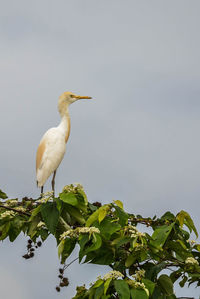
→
(73, 95, 92, 99)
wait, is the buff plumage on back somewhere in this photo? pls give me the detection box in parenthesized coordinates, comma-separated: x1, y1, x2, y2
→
(65, 116, 71, 143)
(36, 127, 68, 187)
(36, 140, 46, 178)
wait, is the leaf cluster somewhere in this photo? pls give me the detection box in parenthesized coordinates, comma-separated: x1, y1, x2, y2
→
(0, 186, 200, 298)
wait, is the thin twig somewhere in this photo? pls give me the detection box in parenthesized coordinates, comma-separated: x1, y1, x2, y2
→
(64, 257, 79, 270)
(0, 204, 31, 216)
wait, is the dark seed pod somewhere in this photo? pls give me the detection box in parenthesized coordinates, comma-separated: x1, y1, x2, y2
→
(62, 277, 69, 286)
(22, 254, 30, 259)
(59, 282, 66, 287)
(37, 241, 42, 247)
(27, 244, 32, 249)
(28, 239, 32, 244)
(30, 248, 35, 252)
(59, 268, 64, 274)
(92, 201, 102, 207)
(56, 286, 60, 292)
(58, 275, 63, 279)
(30, 252, 34, 258)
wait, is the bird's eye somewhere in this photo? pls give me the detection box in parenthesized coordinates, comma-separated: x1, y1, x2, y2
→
(70, 94, 74, 98)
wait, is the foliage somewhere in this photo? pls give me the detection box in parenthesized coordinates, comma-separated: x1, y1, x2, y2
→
(0, 184, 200, 298)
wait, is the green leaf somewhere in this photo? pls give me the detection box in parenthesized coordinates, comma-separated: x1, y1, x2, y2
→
(125, 254, 136, 268)
(114, 206, 128, 226)
(60, 192, 78, 206)
(150, 223, 174, 250)
(104, 278, 112, 295)
(176, 210, 198, 238)
(179, 275, 187, 288)
(88, 247, 114, 265)
(93, 279, 104, 288)
(79, 234, 90, 262)
(94, 283, 104, 299)
(151, 286, 163, 299)
(58, 239, 65, 258)
(39, 228, 49, 241)
(60, 238, 76, 264)
(8, 218, 24, 242)
(111, 237, 130, 248)
(29, 204, 42, 221)
(66, 205, 85, 224)
(94, 217, 121, 240)
(142, 278, 155, 295)
(41, 202, 59, 234)
(130, 289, 148, 299)
(86, 205, 110, 227)
(0, 189, 8, 199)
(158, 274, 174, 295)
(86, 209, 100, 227)
(114, 280, 130, 299)
(0, 222, 10, 240)
(28, 214, 41, 238)
(113, 200, 123, 210)
(167, 241, 190, 262)
(161, 211, 175, 221)
(170, 270, 182, 283)
(56, 198, 62, 212)
(145, 262, 167, 281)
(98, 207, 107, 223)
(86, 234, 102, 253)
(76, 190, 88, 212)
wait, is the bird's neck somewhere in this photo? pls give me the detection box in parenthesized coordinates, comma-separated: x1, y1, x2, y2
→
(59, 109, 71, 143)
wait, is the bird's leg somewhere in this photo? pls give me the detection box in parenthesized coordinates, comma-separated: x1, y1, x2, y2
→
(40, 186, 44, 197)
(51, 170, 57, 197)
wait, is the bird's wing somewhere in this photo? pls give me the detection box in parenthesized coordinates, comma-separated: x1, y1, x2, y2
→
(36, 139, 46, 173)
(36, 128, 66, 187)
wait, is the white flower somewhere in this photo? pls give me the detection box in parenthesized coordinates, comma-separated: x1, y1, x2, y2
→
(37, 191, 54, 203)
(73, 183, 84, 190)
(102, 270, 124, 281)
(5, 200, 18, 207)
(126, 225, 145, 239)
(132, 269, 145, 281)
(15, 207, 26, 212)
(185, 257, 199, 265)
(37, 221, 46, 229)
(62, 183, 83, 194)
(0, 210, 16, 218)
(60, 229, 79, 240)
(137, 232, 145, 237)
(59, 226, 100, 240)
(78, 227, 100, 234)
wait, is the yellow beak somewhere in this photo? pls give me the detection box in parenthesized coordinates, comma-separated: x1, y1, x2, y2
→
(74, 95, 92, 99)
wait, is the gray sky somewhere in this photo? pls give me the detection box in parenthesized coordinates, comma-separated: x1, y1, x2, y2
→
(1, 0, 200, 298)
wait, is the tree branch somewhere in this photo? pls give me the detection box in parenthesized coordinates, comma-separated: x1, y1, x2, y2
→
(0, 204, 31, 216)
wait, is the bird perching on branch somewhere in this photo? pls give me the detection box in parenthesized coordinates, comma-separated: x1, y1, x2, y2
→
(36, 91, 92, 195)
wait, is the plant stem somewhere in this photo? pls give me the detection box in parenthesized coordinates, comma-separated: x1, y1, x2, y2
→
(0, 204, 30, 216)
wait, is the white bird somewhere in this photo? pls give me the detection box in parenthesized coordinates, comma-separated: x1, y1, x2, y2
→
(36, 91, 92, 194)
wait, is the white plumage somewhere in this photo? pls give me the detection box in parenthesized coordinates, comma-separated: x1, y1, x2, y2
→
(36, 128, 66, 187)
(36, 91, 92, 194)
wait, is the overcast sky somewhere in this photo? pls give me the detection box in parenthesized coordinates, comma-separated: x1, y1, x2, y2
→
(1, 1, 200, 298)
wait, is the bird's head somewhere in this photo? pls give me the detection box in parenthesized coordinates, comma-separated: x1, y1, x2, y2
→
(58, 91, 92, 116)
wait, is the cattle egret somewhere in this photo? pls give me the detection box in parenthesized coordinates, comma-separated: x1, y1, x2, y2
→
(36, 91, 92, 195)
